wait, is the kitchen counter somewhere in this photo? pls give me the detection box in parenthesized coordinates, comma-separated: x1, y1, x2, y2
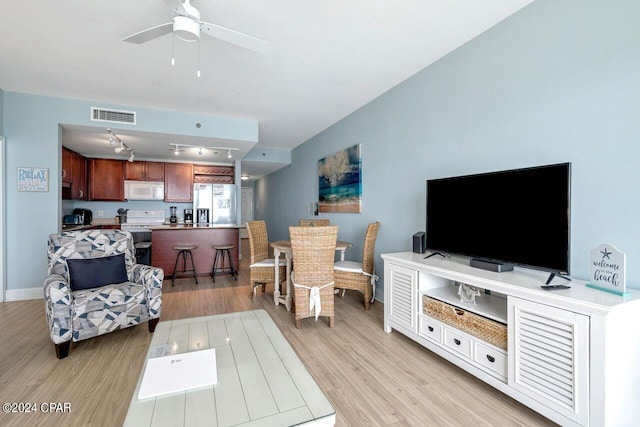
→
(152, 223, 245, 230)
(61, 218, 120, 231)
(61, 224, 95, 231)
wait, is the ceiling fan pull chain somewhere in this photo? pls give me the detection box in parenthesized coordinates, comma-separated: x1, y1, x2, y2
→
(197, 40, 201, 77)
(171, 34, 176, 66)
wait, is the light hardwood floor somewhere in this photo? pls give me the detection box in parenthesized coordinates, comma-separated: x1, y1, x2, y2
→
(0, 241, 556, 427)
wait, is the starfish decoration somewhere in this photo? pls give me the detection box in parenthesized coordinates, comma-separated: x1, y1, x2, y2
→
(601, 248, 612, 259)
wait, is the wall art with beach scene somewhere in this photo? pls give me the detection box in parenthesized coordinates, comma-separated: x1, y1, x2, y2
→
(318, 144, 362, 213)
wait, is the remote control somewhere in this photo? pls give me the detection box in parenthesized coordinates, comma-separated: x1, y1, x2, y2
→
(540, 285, 571, 291)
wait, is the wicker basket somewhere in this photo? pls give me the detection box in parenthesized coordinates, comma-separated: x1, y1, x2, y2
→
(423, 296, 507, 350)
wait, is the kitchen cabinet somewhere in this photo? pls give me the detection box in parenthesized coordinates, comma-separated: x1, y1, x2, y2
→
(71, 151, 87, 200)
(62, 147, 73, 184)
(164, 163, 193, 202)
(88, 158, 125, 201)
(125, 161, 164, 181)
(146, 162, 165, 181)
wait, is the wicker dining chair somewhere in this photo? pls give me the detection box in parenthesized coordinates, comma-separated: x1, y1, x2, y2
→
(246, 221, 285, 296)
(334, 222, 381, 310)
(298, 219, 330, 226)
(289, 225, 338, 328)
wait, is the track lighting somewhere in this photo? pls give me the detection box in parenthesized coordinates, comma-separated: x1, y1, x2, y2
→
(106, 129, 134, 160)
(169, 144, 184, 155)
(167, 144, 239, 158)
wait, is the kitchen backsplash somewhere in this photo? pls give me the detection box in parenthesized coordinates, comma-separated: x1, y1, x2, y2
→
(63, 200, 193, 223)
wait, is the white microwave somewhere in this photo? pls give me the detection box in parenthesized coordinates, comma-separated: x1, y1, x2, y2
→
(125, 180, 164, 200)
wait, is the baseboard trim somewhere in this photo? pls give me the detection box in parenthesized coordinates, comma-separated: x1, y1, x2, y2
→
(5, 287, 43, 301)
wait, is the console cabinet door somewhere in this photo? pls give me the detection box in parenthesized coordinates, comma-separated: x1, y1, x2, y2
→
(164, 163, 193, 202)
(508, 297, 589, 425)
(385, 263, 418, 334)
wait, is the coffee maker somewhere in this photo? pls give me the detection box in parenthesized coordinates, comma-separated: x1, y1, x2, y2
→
(184, 209, 193, 224)
(169, 206, 178, 224)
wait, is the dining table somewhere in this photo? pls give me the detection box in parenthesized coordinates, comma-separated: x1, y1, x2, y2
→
(270, 239, 352, 311)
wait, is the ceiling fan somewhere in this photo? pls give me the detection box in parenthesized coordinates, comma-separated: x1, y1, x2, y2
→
(122, 0, 275, 55)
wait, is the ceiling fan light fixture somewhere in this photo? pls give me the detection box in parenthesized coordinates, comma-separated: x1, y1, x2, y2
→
(173, 16, 200, 42)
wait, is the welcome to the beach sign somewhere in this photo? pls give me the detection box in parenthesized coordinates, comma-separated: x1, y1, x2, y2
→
(586, 243, 628, 296)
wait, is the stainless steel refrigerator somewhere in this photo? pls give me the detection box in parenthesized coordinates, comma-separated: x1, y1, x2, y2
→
(193, 183, 237, 224)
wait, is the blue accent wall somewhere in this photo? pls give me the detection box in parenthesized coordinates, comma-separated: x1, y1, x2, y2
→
(3, 92, 257, 292)
(259, 0, 640, 292)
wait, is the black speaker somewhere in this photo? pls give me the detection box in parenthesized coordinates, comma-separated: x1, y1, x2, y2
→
(413, 232, 426, 254)
(469, 258, 514, 272)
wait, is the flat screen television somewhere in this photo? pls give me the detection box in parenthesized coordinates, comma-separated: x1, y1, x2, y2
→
(426, 163, 571, 277)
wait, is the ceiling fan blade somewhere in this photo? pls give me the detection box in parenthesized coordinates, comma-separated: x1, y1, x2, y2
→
(122, 23, 173, 44)
(200, 21, 275, 55)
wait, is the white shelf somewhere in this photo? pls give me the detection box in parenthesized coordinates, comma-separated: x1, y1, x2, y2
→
(424, 284, 507, 324)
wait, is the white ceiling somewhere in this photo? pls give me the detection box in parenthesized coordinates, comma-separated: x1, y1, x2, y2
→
(0, 0, 533, 180)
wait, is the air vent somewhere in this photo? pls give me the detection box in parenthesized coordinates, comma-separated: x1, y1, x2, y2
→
(91, 107, 136, 125)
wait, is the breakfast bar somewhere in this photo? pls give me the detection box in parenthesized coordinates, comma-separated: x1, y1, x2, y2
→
(151, 225, 243, 279)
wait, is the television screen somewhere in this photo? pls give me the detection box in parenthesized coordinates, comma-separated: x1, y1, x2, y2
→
(426, 163, 571, 274)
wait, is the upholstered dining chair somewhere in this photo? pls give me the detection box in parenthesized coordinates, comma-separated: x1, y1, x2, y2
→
(289, 225, 338, 328)
(298, 219, 330, 226)
(246, 220, 286, 296)
(334, 222, 381, 310)
(44, 229, 164, 359)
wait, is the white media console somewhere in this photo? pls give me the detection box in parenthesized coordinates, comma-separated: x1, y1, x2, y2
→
(382, 252, 640, 427)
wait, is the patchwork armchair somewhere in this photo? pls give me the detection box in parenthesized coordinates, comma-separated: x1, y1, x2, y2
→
(44, 229, 163, 359)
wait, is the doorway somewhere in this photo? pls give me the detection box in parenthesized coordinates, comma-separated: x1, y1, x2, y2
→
(0, 137, 5, 302)
(240, 187, 253, 239)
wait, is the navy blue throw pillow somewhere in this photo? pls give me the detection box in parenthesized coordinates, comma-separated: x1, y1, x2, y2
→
(67, 254, 129, 291)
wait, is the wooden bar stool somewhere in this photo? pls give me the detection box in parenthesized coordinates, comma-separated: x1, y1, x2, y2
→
(172, 244, 198, 286)
(211, 244, 237, 282)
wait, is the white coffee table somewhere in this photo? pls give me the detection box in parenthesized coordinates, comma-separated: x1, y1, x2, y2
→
(124, 310, 335, 426)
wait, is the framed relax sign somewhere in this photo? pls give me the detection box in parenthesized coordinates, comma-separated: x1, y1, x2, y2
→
(17, 167, 49, 192)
